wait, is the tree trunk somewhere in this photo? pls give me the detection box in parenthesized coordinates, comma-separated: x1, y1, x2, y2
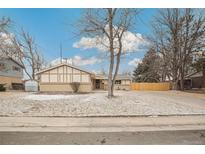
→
(111, 53, 121, 96)
(107, 9, 114, 98)
(108, 56, 114, 98)
(110, 83, 114, 96)
(180, 78, 184, 90)
(111, 35, 122, 96)
(179, 66, 185, 91)
(202, 67, 205, 89)
(32, 66, 35, 80)
(172, 67, 179, 90)
(172, 80, 179, 90)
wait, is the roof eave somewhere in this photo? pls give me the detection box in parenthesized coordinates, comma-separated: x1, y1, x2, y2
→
(35, 63, 94, 75)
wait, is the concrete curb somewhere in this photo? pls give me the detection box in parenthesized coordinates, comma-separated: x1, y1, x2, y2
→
(0, 116, 205, 132)
(1, 114, 205, 118)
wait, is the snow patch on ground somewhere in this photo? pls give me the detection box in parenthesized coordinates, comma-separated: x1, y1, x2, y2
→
(0, 91, 205, 117)
(24, 94, 76, 101)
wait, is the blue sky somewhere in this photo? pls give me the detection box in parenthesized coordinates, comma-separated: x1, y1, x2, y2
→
(0, 8, 157, 73)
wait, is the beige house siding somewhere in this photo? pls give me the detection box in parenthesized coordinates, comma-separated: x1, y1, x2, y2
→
(0, 76, 22, 89)
(38, 64, 93, 92)
(103, 79, 131, 91)
(39, 83, 92, 92)
(78, 83, 92, 92)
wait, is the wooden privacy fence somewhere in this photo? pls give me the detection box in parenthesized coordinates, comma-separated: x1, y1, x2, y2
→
(131, 82, 171, 91)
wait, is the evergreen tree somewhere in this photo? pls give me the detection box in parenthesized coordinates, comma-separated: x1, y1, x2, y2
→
(133, 48, 161, 82)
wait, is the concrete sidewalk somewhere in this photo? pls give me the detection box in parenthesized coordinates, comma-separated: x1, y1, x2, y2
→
(0, 115, 205, 132)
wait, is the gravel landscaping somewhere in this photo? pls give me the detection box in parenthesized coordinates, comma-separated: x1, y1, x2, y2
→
(0, 90, 205, 117)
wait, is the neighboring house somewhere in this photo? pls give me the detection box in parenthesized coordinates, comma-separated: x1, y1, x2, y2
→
(36, 62, 132, 92)
(0, 57, 24, 90)
(184, 71, 205, 89)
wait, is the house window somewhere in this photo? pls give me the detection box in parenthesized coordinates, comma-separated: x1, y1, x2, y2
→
(115, 80, 121, 85)
(0, 63, 5, 71)
(13, 66, 21, 72)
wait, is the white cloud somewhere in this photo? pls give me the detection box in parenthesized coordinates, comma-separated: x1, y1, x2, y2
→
(73, 36, 108, 52)
(73, 28, 148, 53)
(128, 58, 142, 67)
(50, 57, 73, 66)
(0, 32, 16, 46)
(50, 56, 102, 67)
(72, 55, 102, 66)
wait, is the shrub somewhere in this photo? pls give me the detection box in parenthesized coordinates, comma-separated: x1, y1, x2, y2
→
(71, 82, 80, 93)
(0, 84, 6, 92)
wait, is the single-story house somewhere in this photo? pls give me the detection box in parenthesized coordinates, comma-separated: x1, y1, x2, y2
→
(184, 71, 205, 89)
(93, 74, 132, 91)
(0, 57, 24, 90)
(36, 63, 95, 92)
(36, 63, 132, 92)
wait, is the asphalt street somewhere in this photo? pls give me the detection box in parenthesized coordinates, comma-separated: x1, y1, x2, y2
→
(1, 130, 205, 144)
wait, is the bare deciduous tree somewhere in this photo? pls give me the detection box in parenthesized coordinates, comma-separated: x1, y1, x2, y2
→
(151, 9, 205, 90)
(20, 30, 45, 80)
(0, 17, 14, 58)
(13, 29, 45, 80)
(77, 8, 139, 98)
(0, 17, 10, 33)
(0, 16, 45, 81)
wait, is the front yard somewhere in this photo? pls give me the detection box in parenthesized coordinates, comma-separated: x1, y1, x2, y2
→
(0, 90, 205, 117)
